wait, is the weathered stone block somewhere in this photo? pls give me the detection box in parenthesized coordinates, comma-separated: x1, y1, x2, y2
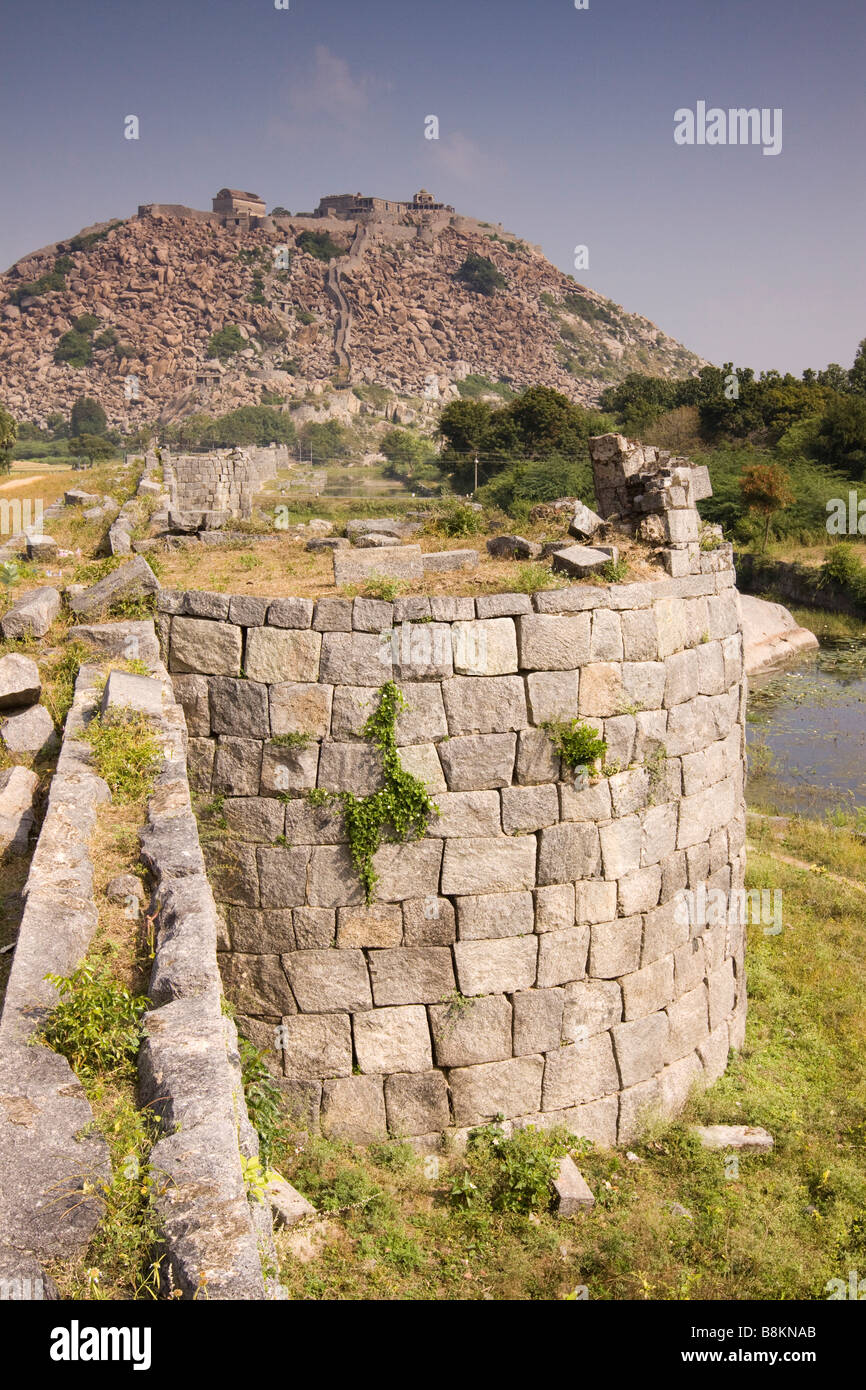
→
(209, 677, 270, 738)
(578, 662, 624, 717)
(441, 675, 526, 735)
(517, 613, 590, 670)
(512, 988, 564, 1055)
(620, 954, 675, 1020)
(559, 776, 612, 823)
(171, 618, 242, 676)
(542, 1032, 618, 1110)
(257, 846, 312, 909)
(456, 890, 534, 939)
(501, 783, 559, 834)
(384, 1071, 451, 1136)
(575, 879, 618, 925)
(428, 994, 513, 1067)
(562, 979, 622, 1041)
(0, 653, 40, 709)
(321, 1076, 387, 1143)
(336, 903, 402, 948)
(224, 797, 285, 843)
(590, 609, 623, 661)
(453, 936, 537, 995)
(599, 815, 642, 878)
(441, 835, 536, 895)
(353, 1005, 432, 1074)
(617, 1077, 661, 1143)
(333, 544, 423, 586)
(267, 597, 314, 628)
(640, 803, 678, 867)
(428, 790, 501, 838)
(319, 631, 392, 685)
(534, 882, 575, 933)
(280, 1014, 352, 1079)
(218, 952, 292, 1016)
(270, 682, 333, 739)
(608, 768, 650, 818)
(368, 947, 455, 1005)
(665, 983, 709, 1063)
(306, 846, 366, 907)
(525, 669, 580, 725)
(245, 628, 321, 683)
(371, 840, 444, 901)
(707, 958, 736, 1029)
(212, 738, 263, 796)
(394, 742, 447, 794)
(402, 895, 456, 946)
(475, 593, 531, 618)
(589, 916, 642, 978)
(620, 609, 658, 661)
(260, 742, 319, 797)
(515, 728, 560, 785)
(292, 906, 337, 949)
(451, 618, 518, 676)
(170, 673, 210, 736)
(318, 743, 384, 795)
(537, 822, 600, 885)
(618, 865, 662, 915)
(229, 907, 294, 952)
(390, 622, 453, 680)
(537, 924, 589, 987)
(612, 1013, 668, 1087)
(284, 949, 372, 1012)
(449, 1057, 544, 1124)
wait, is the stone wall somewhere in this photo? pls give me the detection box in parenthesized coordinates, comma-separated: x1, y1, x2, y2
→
(159, 561, 748, 1148)
(163, 444, 288, 521)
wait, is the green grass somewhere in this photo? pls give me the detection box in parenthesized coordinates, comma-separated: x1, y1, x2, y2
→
(269, 808, 866, 1300)
(83, 708, 160, 803)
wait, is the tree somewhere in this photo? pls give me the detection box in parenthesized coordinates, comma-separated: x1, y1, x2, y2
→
(438, 399, 492, 456)
(456, 253, 507, 297)
(817, 362, 851, 393)
(271, 206, 290, 216)
(0, 406, 17, 473)
(813, 396, 866, 479)
(848, 339, 866, 396)
(207, 324, 245, 361)
(71, 397, 107, 436)
(298, 419, 350, 459)
(68, 433, 114, 468)
(380, 429, 435, 479)
(740, 462, 794, 551)
(54, 330, 92, 368)
(296, 230, 345, 262)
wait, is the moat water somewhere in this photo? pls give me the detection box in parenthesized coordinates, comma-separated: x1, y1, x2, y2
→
(746, 639, 866, 817)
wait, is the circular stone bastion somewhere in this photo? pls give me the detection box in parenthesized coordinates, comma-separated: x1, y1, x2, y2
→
(159, 558, 747, 1149)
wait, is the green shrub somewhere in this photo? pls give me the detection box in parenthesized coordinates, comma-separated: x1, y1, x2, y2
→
(54, 330, 92, 368)
(450, 1121, 571, 1214)
(296, 230, 345, 262)
(820, 543, 866, 600)
(207, 324, 245, 361)
(542, 718, 607, 771)
(456, 253, 507, 297)
(42, 963, 147, 1078)
(239, 1036, 284, 1170)
(428, 500, 484, 538)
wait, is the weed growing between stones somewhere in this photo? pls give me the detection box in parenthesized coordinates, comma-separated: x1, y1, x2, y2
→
(42, 962, 147, 1076)
(83, 708, 160, 803)
(239, 1036, 284, 1171)
(541, 717, 607, 772)
(450, 1121, 574, 1215)
(319, 681, 438, 902)
(600, 556, 629, 583)
(512, 562, 558, 593)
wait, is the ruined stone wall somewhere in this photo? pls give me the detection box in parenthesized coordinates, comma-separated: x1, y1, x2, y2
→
(163, 445, 288, 519)
(159, 560, 747, 1148)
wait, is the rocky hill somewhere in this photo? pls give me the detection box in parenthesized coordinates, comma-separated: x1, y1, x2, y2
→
(0, 201, 704, 431)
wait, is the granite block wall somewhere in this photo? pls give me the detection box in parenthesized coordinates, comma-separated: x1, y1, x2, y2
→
(158, 561, 748, 1148)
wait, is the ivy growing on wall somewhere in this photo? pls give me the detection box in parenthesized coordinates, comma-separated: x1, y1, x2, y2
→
(315, 682, 439, 903)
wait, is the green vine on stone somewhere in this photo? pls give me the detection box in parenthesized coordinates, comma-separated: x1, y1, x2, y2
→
(341, 681, 439, 903)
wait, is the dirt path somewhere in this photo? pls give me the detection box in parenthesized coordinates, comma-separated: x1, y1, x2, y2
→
(0, 474, 46, 491)
(746, 841, 866, 896)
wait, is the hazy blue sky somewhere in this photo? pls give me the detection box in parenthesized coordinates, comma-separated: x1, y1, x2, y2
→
(2, 0, 864, 375)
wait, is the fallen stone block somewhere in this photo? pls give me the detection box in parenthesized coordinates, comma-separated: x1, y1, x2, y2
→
(306, 537, 349, 551)
(422, 549, 478, 573)
(552, 545, 614, 578)
(568, 502, 605, 540)
(554, 1154, 596, 1215)
(0, 1248, 59, 1300)
(26, 536, 59, 563)
(1, 704, 57, 756)
(333, 544, 423, 586)
(0, 654, 41, 709)
(0, 765, 39, 853)
(64, 489, 101, 507)
(264, 1174, 317, 1229)
(355, 533, 400, 549)
(68, 555, 159, 619)
(692, 1124, 774, 1153)
(67, 620, 160, 666)
(486, 535, 541, 560)
(1, 587, 61, 640)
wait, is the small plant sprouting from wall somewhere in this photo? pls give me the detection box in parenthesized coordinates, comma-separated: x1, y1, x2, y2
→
(239, 1035, 284, 1173)
(330, 682, 438, 903)
(541, 718, 607, 773)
